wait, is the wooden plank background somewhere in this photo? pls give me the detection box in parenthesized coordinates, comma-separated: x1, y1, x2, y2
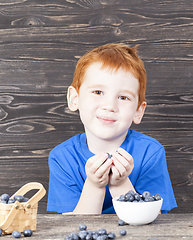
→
(0, 0, 193, 213)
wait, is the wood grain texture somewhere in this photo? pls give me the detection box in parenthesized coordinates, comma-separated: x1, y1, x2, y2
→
(0, 0, 193, 213)
(4, 214, 193, 239)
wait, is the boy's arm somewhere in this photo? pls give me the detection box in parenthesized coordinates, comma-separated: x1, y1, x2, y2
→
(72, 179, 106, 214)
(109, 148, 135, 198)
(72, 152, 112, 214)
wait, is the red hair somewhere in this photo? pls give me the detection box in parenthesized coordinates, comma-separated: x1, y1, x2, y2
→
(71, 43, 147, 108)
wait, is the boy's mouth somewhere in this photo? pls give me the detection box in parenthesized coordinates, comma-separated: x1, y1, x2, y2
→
(97, 116, 116, 125)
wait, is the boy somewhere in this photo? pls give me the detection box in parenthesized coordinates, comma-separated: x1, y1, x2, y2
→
(47, 43, 177, 214)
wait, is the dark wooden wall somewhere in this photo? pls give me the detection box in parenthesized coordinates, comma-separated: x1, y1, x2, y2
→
(0, 0, 193, 213)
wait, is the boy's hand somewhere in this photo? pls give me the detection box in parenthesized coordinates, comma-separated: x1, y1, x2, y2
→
(109, 148, 134, 187)
(85, 152, 112, 188)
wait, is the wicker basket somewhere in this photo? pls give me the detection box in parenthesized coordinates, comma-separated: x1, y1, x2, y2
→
(0, 182, 46, 235)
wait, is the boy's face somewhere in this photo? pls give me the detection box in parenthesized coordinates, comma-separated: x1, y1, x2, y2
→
(68, 62, 146, 143)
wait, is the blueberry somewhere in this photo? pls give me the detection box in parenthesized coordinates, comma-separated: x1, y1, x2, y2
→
(14, 195, 25, 202)
(108, 232, 116, 239)
(0, 229, 2, 236)
(87, 230, 93, 235)
(8, 198, 15, 204)
(92, 233, 99, 240)
(119, 229, 127, 236)
(78, 230, 87, 240)
(23, 229, 33, 237)
(12, 231, 21, 238)
(98, 228, 107, 235)
(107, 153, 112, 159)
(1, 193, 9, 203)
(154, 193, 161, 201)
(124, 193, 134, 202)
(144, 196, 154, 202)
(142, 191, 151, 200)
(69, 232, 79, 240)
(118, 194, 125, 201)
(96, 235, 108, 240)
(127, 190, 135, 196)
(134, 193, 141, 201)
(118, 219, 125, 226)
(79, 224, 87, 231)
(0, 200, 7, 204)
(139, 198, 144, 202)
(86, 233, 93, 240)
(65, 236, 72, 240)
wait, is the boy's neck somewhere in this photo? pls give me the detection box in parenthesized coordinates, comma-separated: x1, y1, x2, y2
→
(85, 131, 128, 155)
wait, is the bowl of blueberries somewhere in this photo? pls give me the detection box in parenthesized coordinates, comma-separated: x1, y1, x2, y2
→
(112, 190, 163, 225)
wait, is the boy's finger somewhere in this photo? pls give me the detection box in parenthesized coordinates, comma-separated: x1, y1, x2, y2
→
(117, 148, 132, 161)
(111, 157, 126, 177)
(87, 152, 109, 173)
(95, 158, 112, 178)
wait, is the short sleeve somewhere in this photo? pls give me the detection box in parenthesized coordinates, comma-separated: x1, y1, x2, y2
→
(47, 150, 83, 213)
(134, 147, 177, 212)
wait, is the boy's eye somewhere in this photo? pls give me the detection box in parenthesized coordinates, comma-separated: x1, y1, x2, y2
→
(93, 90, 103, 95)
(119, 96, 130, 101)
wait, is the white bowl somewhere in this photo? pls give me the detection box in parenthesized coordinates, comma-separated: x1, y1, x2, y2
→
(112, 197, 163, 225)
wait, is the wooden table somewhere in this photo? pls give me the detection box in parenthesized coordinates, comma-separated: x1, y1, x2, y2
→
(4, 214, 193, 239)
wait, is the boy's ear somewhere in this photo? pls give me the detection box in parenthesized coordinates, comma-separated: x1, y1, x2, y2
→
(133, 101, 147, 124)
(67, 86, 79, 111)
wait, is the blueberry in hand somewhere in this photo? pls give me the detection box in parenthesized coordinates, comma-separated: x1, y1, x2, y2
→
(12, 231, 21, 238)
(23, 229, 33, 237)
(119, 229, 127, 236)
(1, 193, 9, 203)
(79, 224, 87, 231)
(0, 228, 2, 236)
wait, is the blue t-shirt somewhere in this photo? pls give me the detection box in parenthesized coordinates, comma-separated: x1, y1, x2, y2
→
(47, 130, 177, 214)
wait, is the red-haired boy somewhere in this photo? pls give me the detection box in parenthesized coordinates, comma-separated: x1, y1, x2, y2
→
(47, 43, 177, 214)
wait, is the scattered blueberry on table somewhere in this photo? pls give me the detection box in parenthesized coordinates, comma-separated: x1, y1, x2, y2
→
(117, 220, 125, 226)
(23, 229, 33, 237)
(79, 224, 87, 231)
(12, 231, 21, 238)
(107, 232, 116, 239)
(65, 225, 117, 240)
(119, 229, 127, 236)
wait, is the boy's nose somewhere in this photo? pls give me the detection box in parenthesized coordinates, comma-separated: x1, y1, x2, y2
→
(101, 98, 118, 112)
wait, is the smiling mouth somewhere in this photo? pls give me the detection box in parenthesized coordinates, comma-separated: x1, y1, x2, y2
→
(97, 117, 116, 125)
